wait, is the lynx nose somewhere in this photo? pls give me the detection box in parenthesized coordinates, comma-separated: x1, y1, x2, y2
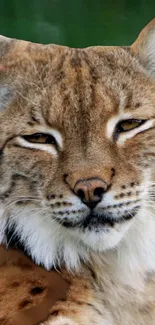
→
(74, 177, 107, 209)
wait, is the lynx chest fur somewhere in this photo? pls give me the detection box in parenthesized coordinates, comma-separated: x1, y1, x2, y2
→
(1, 19, 155, 325)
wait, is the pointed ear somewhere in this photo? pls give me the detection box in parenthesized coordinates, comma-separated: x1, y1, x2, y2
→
(131, 18, 155, 77)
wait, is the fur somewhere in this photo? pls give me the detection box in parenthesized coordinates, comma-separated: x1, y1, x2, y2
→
(1, 18, 155, 324)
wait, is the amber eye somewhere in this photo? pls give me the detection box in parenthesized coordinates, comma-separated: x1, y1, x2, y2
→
(22, 133, 57, 146)
(116, 119, 145, 133)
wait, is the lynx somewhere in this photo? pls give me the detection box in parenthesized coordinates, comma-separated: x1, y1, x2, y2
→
(1, 18, 155, 325)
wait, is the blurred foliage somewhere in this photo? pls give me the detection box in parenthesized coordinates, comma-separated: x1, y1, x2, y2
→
(0, 0, 155, 47)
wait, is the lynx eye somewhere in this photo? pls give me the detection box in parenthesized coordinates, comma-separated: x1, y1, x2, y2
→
(22, 133, 57, 146)
(116, 119, 145, 133)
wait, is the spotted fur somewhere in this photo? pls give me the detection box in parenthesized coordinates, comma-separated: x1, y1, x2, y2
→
(1, 19, 155, 325)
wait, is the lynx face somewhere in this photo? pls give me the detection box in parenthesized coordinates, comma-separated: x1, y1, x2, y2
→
(1, 23, 155, 269)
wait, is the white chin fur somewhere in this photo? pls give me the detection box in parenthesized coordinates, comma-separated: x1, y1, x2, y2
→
(0, 204, 131, 270)
(4, 206, 90, 270)
(0, 203, 7, 243)
(1, 204, 155, 276)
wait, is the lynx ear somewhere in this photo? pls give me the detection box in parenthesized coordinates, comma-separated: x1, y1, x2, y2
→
(131, 18, 155, 77)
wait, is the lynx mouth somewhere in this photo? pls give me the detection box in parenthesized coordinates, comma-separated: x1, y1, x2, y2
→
(61, 206, 140, 230)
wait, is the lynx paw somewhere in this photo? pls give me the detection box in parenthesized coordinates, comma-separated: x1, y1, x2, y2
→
(42, 316, 79, 325)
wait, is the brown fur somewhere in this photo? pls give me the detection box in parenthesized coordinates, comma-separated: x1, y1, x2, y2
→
(0, 245, 69, 325)
(1, 19, 155, 325)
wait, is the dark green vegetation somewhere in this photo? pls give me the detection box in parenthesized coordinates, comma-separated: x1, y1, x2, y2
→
(0, 0, 154, 47)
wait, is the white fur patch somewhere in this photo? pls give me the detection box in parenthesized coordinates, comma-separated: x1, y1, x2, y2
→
(46, 316, 79, 325)
(6, 204, 89, 270)
(0, 203, 7, 243)
(17, 137, 58, 156)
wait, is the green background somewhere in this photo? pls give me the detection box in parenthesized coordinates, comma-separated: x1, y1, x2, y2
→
(0, 0, 154, 47)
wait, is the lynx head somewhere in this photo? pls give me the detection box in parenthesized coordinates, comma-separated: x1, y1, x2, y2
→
(1, 20, 155, 270)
